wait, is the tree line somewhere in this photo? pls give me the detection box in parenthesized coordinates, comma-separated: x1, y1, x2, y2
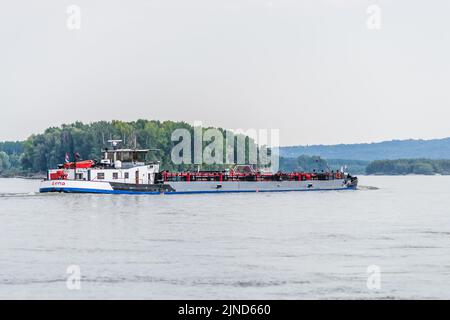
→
(0, 120, 259, 176)
(0, 141, 23, 176)
(365, 159, 450, 175)
(279, 156, 368, 174)
(3, 121, 450, 176)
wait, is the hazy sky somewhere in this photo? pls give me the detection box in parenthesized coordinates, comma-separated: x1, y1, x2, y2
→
(1, 0, 450, 146)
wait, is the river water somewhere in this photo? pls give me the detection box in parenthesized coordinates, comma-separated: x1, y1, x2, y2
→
(0, 176, 449, 299)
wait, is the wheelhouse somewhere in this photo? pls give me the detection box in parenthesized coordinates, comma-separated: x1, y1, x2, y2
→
(102, 148, 149, 164)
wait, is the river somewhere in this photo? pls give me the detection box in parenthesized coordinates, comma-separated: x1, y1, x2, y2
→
(0, 176, 449, 299)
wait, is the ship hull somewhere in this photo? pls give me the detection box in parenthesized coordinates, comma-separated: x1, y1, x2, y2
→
(39, 178, 357, 195)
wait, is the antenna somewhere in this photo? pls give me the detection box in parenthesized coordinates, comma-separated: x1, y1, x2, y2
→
(107, 139, 123, 149)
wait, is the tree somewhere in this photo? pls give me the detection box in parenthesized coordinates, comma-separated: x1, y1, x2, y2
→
(0, 152, 11, 173)
(411, 162, 434, 175)
(17, 120, 257, 173)
(365, 159, 446, 175)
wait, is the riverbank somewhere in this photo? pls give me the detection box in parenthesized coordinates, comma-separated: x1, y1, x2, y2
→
(0, 173, 45, 180)
(366, 159, 450, 175)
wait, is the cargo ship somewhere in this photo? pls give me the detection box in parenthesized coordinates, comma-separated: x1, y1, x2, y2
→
(39, 141, 358, 195)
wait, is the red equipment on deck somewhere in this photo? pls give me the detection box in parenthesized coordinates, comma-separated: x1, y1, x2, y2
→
(160, 171, 339, 182)
(63, 160, 95, 169)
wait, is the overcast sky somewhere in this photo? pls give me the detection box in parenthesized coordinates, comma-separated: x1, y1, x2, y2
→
(1, 0, 449, 146)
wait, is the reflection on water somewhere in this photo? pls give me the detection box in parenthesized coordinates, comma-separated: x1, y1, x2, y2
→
(0, 176, 449, 299)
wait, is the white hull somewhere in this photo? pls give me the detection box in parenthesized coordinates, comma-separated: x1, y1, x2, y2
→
(39, 178, 357, 195)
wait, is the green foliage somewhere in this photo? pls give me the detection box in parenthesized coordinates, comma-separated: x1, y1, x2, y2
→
(0, 151, 11, 172)
(279, 155, 329, 172)
(6, 121, 450, 177)
(0, 141, 24, 154)
(12, 120, 256, 174)
(326, 159, 369, 175)
(366, 159, 450, 175)
(279, 155, 368, 174)
(0, 142, 24, 175)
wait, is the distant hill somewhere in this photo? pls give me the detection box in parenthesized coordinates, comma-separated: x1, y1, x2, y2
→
(278, 138, 450, 161)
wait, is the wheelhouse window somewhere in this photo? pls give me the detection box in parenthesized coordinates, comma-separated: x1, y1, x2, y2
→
(117, 151, 132, 162)
(113, 172, 119, 180)
(124, 172, 129, 179)
(134, 152, 147, 163)
(97, 172, 105, 180)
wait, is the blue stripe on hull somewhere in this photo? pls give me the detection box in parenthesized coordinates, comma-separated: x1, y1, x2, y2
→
(39, 187, 161, 195)
(40, 186, 356, 195)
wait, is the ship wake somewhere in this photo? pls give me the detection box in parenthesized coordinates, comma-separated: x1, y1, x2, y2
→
(0, 192, 41, 198)
(357, 185, 379, 190)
